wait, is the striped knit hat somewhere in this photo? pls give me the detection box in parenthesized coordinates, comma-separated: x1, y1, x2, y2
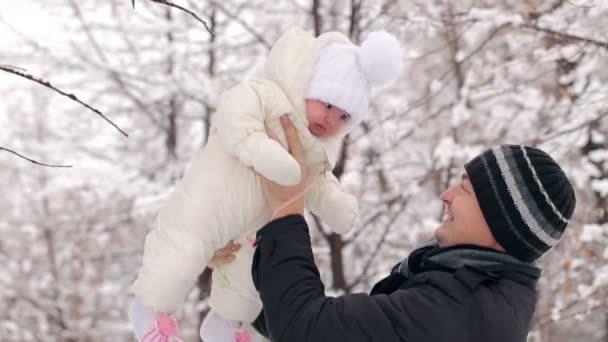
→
(464, 145, 576, 262)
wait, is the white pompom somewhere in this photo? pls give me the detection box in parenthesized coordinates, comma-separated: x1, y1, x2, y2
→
(358, 30, 402, 86)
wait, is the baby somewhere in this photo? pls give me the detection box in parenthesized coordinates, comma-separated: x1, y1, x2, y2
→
(128, 27, 402, 341)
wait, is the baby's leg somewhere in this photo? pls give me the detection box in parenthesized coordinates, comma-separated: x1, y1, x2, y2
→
(208, 234, 262, 323)
(128, 296, 156, 341)
(200, 309, 239, 342)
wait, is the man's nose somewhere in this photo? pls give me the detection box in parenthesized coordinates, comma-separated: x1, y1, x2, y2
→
(440, 188, 451, 203)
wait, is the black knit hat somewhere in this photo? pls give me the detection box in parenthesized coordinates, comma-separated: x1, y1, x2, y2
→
(464, 145, 576, 262)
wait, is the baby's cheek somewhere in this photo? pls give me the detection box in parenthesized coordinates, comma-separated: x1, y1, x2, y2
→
(331, 122, 346, 133)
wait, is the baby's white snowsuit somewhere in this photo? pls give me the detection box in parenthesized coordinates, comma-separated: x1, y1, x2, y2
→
(130, 28, 359, 325)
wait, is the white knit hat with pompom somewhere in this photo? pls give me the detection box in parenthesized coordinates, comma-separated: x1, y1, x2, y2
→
(306, 30, 402, 130)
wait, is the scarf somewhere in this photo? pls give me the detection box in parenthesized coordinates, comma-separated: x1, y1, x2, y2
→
(370, 240, 541, 295)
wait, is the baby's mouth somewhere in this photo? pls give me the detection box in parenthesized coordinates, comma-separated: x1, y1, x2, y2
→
(309, 122, 326, 136)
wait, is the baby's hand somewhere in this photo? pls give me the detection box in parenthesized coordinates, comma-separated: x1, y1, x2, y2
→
(208, 241, 241, 269)
(256, 115, 316, 219)
(321, 191, 359, 234)
(252, 137, 302, 186)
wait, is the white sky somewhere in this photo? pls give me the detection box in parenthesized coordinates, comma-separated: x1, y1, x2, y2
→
(0, 1, 64, 48)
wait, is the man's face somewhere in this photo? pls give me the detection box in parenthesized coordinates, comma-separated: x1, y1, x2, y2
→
(434, 173, 505, 251)
(305, 99, 351, 138)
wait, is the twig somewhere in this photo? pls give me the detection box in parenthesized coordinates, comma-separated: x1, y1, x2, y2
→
(536, 295, 607, 327)
(0, 146, 72, 168)
(0, 65, 128, 137)
(345, 193, 403, 245)
(523, 23, 608, 49)
(346, 196, 410, 290)
(528, 112, 608, 145)
(207, 0, 271, 48)
(312, 213, 331, 240)
(134, 0, 214, 36)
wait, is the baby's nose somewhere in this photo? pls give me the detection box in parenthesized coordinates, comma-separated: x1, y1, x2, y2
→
(326, 112, 339, 125)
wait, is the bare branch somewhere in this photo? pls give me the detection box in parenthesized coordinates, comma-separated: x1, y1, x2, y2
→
(0, 146, 72, 168)
(345, 193, 403, 245)
(355, 70, 455, 139)
(0, 276, 68, 333)
(458, 23, 510, 64)
(359, 0, 400, 33)
(535, 283, 607, 327)
(527, 0, 566, 20)
(529, 112, 608, 145)
(0, 65, 128, 137)
(67, 47, 166, 129)
(134, 0, 215, 36)
(312, 213, 331, 240)
(311, 0, 322, 36)
(208, 0, 271, 49)
(523, 23, 608, 49)
(346, 196, 410, 290)
(68, 0, 110, 64)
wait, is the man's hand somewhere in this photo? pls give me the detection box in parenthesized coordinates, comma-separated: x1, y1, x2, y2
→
(208, 240, 241, 269)
(260, 115, 314, 220)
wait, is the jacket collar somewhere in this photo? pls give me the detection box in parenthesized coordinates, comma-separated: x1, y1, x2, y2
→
(396, 243, 542, 290)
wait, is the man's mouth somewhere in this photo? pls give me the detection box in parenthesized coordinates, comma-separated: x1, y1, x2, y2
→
(443, 211, 453, 223)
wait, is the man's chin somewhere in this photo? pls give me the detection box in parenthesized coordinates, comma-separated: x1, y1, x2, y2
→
(435, 222, 448, 233)
(434, 226, 450, 246)
(433, 228, 442, 243)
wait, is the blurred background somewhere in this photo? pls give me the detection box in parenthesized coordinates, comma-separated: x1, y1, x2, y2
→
(1, 0, 606, 340)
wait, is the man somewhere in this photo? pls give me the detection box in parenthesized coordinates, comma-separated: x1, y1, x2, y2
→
(212, 115, 576, 341)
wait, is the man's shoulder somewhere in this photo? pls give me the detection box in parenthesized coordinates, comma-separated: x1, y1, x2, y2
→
(402, 267, 535, 302)
(379, 269, 536, 341)
(406, 269, 474, 293)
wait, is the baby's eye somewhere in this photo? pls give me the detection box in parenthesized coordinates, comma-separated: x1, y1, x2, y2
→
(340, 113, 351, 121)
(325, 102, 333, 109)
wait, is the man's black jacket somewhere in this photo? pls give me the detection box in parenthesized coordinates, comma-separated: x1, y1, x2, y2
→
(251, 215, 541, 342)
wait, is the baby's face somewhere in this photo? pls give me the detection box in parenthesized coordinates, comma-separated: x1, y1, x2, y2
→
(305, 99, 351, 138)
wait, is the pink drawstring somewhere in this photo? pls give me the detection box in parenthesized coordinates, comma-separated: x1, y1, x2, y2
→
(246, 235, 258, 248)
(234, 327, 252, 342)
(142, 314, 184, 342)
(270, 173, 320, 220)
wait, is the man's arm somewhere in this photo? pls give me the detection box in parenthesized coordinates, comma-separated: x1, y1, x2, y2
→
(251, 215, 451, 342)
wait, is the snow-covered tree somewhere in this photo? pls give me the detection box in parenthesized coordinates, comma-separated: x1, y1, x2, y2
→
(1, 0, 606, 340)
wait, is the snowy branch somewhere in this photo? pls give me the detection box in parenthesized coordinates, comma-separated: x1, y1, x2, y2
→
(523, 23, 608, 49)
(345, 193, 405, 245)
(207, 0, 271, 48)
(0, 146, 73, 168)
(536, 283, 607, 327)
(0, 65, 128, 137)
(347, 196, 410, 290)
(530, 112, 608, 145)
(133, 0, 215, 36)
(311, 213, 331, 239)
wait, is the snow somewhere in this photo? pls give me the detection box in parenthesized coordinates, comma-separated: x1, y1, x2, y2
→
(1, 0, 607, 340)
